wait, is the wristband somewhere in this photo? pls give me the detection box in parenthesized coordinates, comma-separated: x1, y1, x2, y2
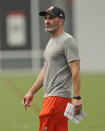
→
(73, 96, 81, 100)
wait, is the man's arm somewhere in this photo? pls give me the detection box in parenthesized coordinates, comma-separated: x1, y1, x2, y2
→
(69, 60, 82, 115)
(22, 63, 46, 110)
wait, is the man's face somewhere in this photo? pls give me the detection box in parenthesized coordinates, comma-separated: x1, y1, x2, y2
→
(45, 14, 60, 33)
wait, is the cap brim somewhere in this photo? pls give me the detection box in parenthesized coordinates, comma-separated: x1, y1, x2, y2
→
(39, 11, 56, 17)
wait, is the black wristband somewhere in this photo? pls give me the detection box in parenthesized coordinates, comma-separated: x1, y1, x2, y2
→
(73, 96, 81, 100)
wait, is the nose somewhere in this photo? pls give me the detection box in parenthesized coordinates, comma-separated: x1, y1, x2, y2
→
(45, 18, 50, 25)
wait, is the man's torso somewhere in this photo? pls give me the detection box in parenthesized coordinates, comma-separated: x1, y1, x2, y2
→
(43, 32, 80, 98)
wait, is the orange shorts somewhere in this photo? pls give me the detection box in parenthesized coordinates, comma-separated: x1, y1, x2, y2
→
(39, 96, 72, 131)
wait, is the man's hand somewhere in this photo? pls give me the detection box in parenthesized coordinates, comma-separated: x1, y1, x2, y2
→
(73, 99, 82, 115)
(22, 91, 34, 111)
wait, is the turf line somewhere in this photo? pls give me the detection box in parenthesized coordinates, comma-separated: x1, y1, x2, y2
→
(5, 78, 41, 113)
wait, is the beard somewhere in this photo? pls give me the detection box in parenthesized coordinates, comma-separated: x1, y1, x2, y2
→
(45, 23, 59, 33)
(45, 26, 57, 33)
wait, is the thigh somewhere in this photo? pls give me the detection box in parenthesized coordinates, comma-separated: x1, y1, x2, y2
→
(55, 113, 68, 131)
(39, 97, 72, 131)
(39, 115, 55, 131)
(39, 97, 56, 131)
(54, 97, 72, 131)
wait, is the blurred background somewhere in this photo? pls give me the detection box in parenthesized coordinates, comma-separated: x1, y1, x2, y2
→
(0, 0, 105, 131)
(0, 0, 104, 74)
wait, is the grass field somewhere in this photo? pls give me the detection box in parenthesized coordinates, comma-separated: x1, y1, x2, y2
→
(0, 74, 105, 131)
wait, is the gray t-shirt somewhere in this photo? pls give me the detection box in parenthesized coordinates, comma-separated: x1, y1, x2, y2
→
(43, 32, 80, 98)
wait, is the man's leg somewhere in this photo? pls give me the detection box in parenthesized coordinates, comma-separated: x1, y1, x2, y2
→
(53, 97, 72, 131)
(55, 112, 68, 131)
(39, 97, 72, 131)
(39, 114, 56, 131)
(39, 97, 56, 131)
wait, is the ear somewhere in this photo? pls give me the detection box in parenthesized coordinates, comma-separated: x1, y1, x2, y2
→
(59, 19, 64, 26)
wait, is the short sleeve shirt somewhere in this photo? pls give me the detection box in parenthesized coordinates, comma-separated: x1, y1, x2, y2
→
(43, 32, 80, 98)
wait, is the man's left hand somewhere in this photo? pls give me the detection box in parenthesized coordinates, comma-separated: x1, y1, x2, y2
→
(73, 99, 82, 115)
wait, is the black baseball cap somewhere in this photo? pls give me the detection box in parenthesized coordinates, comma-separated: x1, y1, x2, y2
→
(39, 6, 65, 20)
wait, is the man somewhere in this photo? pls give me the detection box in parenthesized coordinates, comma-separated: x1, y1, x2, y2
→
(22, 6, 82, 131)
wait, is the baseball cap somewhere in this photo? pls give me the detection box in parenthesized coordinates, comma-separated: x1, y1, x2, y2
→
(39, 6, 65, 19)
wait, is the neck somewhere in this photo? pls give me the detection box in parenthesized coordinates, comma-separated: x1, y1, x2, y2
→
(50, 28, 64, 38)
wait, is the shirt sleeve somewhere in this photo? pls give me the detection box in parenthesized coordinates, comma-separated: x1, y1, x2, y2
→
(64, 38, 80, 63)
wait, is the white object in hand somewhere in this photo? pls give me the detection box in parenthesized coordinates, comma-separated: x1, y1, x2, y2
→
(64, 103, 87, 124)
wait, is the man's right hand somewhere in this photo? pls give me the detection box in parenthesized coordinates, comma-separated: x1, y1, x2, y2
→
(22, 91, 34, 111)
(22, 63, 45, 111)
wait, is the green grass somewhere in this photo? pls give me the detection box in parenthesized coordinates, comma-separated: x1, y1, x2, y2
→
(0, 74, 105, 131)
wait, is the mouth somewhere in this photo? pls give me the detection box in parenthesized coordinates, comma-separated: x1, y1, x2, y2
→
(46, 24, 51, 28)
